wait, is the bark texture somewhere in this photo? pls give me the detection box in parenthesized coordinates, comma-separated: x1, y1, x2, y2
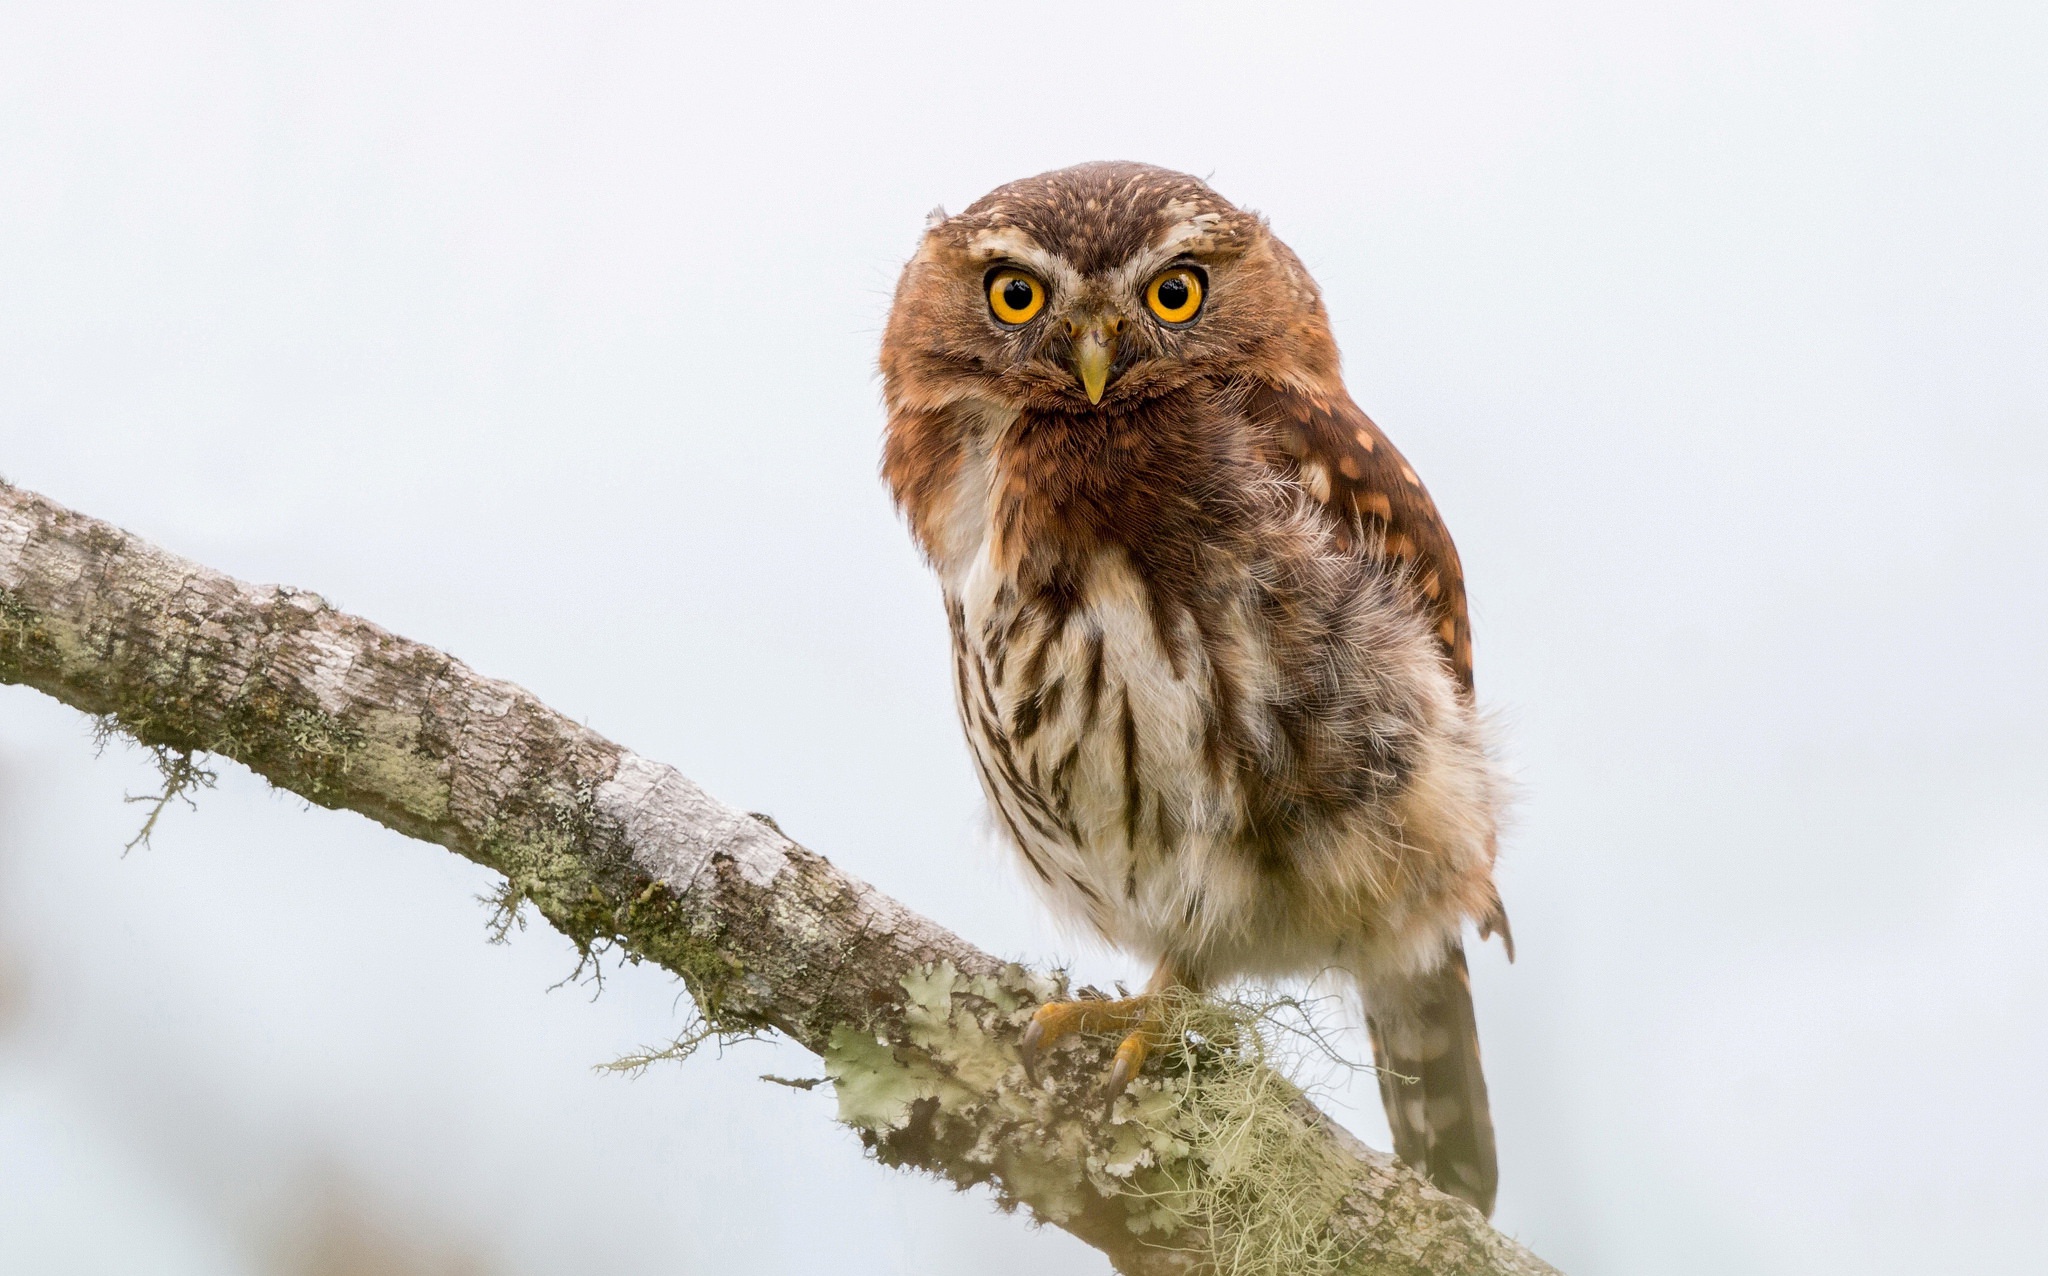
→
(0, 478, 1560, 1276)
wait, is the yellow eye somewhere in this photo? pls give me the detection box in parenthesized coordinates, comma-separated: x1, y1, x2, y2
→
(1145, 267, 1204, 324)
(987, 270, 1045, 325)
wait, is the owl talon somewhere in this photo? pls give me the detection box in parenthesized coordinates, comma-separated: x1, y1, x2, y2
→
(1019, 1016, 1051, 1084)
(1101, 1027, 1152, 1119)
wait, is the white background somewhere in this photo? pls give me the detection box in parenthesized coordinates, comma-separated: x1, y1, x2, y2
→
(2, 3, 2044, 1273)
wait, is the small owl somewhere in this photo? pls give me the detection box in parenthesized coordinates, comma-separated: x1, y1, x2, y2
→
(880, 162, 1511, 1215)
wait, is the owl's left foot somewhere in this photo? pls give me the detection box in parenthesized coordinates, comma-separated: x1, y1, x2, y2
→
(1019, 995, 1162, 1115)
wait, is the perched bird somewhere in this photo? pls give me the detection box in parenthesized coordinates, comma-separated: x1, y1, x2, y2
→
(879, 162, 1512, 1215)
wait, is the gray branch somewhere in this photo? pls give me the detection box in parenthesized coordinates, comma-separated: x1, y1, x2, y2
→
(0, 478, 1559, 1276)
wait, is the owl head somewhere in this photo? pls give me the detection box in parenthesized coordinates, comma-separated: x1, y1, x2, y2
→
(880, 162, 1342, 417)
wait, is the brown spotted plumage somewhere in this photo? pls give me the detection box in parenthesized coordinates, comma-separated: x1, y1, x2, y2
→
(880, 162, 1511, 1214)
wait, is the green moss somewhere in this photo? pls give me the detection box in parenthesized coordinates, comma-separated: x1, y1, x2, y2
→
(0, 589, 36, 635)
(475, 796, 604, 950)
(822, 960, 1106, 1225)
(0, 587, 65, 670)
(824, 1021, 958, 1133)
(1136, 993, 1371, 1275)
(352, 710, 450, 822)
(823, 966, 1375, 1274)
(206, 695, 363, 798)
(281, 706, 364, 767)
(469, 785, 756, 1041)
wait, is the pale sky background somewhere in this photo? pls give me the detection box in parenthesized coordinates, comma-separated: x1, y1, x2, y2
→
(1, 3, 2044, 1274)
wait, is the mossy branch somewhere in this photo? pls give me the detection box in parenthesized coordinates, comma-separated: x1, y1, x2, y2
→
(0, 478, 1560, 1276)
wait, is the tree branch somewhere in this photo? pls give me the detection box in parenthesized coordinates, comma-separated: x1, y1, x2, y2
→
(0, 478, 1559, 1276)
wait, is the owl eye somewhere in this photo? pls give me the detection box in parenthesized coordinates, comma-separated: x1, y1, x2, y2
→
(1145, 267, 1205, 325)
(986, 270, 1046, 325)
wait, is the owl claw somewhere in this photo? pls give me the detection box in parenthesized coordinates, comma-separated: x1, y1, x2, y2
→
(1019, 1016, 1050, 1085)
(1016, 995, 1160, 1114)
(1101, 1028, 1151, 1120)
(1019, 998, 1107, 1085)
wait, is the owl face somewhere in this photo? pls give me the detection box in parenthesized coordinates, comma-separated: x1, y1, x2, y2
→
(882, 163, 1339, 417)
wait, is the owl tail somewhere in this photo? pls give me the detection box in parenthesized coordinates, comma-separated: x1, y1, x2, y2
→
(1365, 942, 1498, 1216)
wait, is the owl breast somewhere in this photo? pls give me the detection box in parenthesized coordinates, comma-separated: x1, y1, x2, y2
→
(941, 475, 1500, 988)
(950, 544, 1225, 963)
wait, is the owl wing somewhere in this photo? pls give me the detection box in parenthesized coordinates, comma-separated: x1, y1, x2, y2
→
(1244, 381, 1475, 693)
(1245, 379, 1514, 958)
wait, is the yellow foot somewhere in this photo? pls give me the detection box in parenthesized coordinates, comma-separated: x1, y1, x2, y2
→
(1019, 994, 1162, 1115)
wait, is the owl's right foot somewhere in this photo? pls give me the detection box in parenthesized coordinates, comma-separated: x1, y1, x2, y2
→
(1018, 995, 1162, 1115)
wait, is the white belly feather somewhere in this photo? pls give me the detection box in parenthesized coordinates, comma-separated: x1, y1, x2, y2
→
(951, 541, 1289, 973)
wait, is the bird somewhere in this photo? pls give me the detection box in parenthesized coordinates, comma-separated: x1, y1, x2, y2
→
(878, 161, 1512, 1216)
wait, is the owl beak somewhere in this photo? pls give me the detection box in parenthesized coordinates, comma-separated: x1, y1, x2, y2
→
(1067, 317, 1121, 405)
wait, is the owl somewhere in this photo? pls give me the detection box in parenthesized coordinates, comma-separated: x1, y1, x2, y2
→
(879, 162, 1511, 1215)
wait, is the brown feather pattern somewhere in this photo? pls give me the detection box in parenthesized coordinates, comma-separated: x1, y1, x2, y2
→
(1243, 383, 1476, 691)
